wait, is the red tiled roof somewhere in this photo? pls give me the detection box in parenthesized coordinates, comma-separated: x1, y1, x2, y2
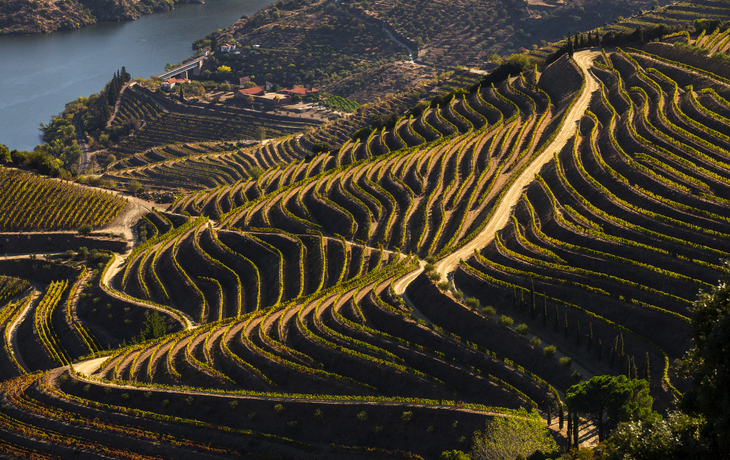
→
(237, 87, 265, 96)
(280, 87, 318, 96)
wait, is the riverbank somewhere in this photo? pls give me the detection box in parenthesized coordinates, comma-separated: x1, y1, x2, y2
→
(0, 0, 273, 151)
(0, 0, 205, 36)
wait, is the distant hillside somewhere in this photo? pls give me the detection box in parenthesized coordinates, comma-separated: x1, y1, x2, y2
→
(0, 0, 201, 35)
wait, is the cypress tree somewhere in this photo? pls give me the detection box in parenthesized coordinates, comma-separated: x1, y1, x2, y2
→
(567, 408, 572, 434)
(598, 338, 602, 362)
(100, 102, 111, 123)
(643, 352, 651, 381)
(554, 306, 560, 333)
(619, 333, 625, 357)
(576, 321, 581, 347)
(631, 356, 639, 379)
(568, 31, 574, 56)
(573, 411, 579, 448)
(559, 406, 564, 429)
(547, 403, 552, 426)
(530, 280, 536, 319)
(542, 296, 548, 327)
(512, 288, 517, 310)
(564, 313, 569, 338)
(587, 322, 593, 352)
(610, 335, 618, 367)
(619, 333, 625, 370)
(625, 355, 631, 377)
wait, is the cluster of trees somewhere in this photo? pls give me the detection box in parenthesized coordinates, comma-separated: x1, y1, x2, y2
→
(442, 273, 730, 459)
(36, 67, 132, 175)
(546, 23, 693, 64)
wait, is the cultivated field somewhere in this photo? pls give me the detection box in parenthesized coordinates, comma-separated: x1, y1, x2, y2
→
(2, 35, 730, 458)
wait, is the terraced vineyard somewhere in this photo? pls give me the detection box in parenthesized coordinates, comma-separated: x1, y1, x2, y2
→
(3, 36, 730, 458)
(0, 167, 128, 231)
(104, 84, 323, 162)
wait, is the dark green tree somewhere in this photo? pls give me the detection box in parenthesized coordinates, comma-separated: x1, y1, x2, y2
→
(559, 405, 564, 430)
(680, 276, 730, 454)
(566, 375, 654, 441)
(568, 31, 574, 57)
(0, 144, 10, 163)
(136, 311, 168, 342)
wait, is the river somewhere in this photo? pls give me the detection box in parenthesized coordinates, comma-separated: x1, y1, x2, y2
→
(0, 0, 273, 152)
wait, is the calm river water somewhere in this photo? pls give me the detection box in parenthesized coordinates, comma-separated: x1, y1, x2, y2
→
(0, 0, 272, 151)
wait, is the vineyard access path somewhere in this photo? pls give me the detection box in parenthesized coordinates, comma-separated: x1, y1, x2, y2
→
(394, 49, 602, 384)
(64, 363, 521, 419)
(6, 284, 43, 373)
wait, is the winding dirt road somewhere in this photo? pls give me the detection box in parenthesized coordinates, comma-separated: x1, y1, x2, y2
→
(435, 50, 601, 279)
(393, 49, 602, 385)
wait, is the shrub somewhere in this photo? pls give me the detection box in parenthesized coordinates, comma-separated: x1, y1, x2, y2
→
(314, 409, 324, 420)
(572, 370, 583, 382)
(544, 345, 557, 357)
(515, 323, 530, 336)
(287, 421, 298, 429)
(425, 256, 436, 264)
(465, 297, 480, 309)
(77, 224, 93, 235)
(229, 400, 239, 410)
(452, 289, 464, 300)
(427, 425, 435, 433)
(83, 384, 91, 393)
(274, 404, 285, 415)
(559, 357, 572, 368)
(357, 411, 368, 422)
(482, 306, 496, 316)
(248, 412, 257, 420)
(375, 426, 384, 434)
(144, 391, 152, 400)
(127, 180, 143, 193)
(530, 336, 542, 348)
(429, 271, 441, 281)
(499, 315, 514, 327)
(402, 411, 414, 421)
(438, 281, 450, 291)
(424, 263, 436, 272)
(162, 399, 169, 407)
(185, 396, 194, 405)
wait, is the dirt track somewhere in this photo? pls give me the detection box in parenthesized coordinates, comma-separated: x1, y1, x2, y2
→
(436, 50, 600, 279)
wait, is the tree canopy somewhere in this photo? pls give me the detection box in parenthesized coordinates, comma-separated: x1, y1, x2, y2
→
(470, 409, 557, 460)
(566, 375, 653, 441)
(680, 275, 730, 454)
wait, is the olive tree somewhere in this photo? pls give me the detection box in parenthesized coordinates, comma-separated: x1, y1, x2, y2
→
(470, 408, 557, 460)
(566, 375, 654, 442)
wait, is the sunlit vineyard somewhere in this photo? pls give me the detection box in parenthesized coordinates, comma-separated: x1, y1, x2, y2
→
(3, 23, 730, 458)
(0, 167, 127, 231)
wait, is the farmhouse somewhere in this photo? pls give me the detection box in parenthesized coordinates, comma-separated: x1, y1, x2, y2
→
(234, 87, 265, 97)
(280, 87, 319, 97)
(160, 78, 190, 89)
(220, 43, 237, 53)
